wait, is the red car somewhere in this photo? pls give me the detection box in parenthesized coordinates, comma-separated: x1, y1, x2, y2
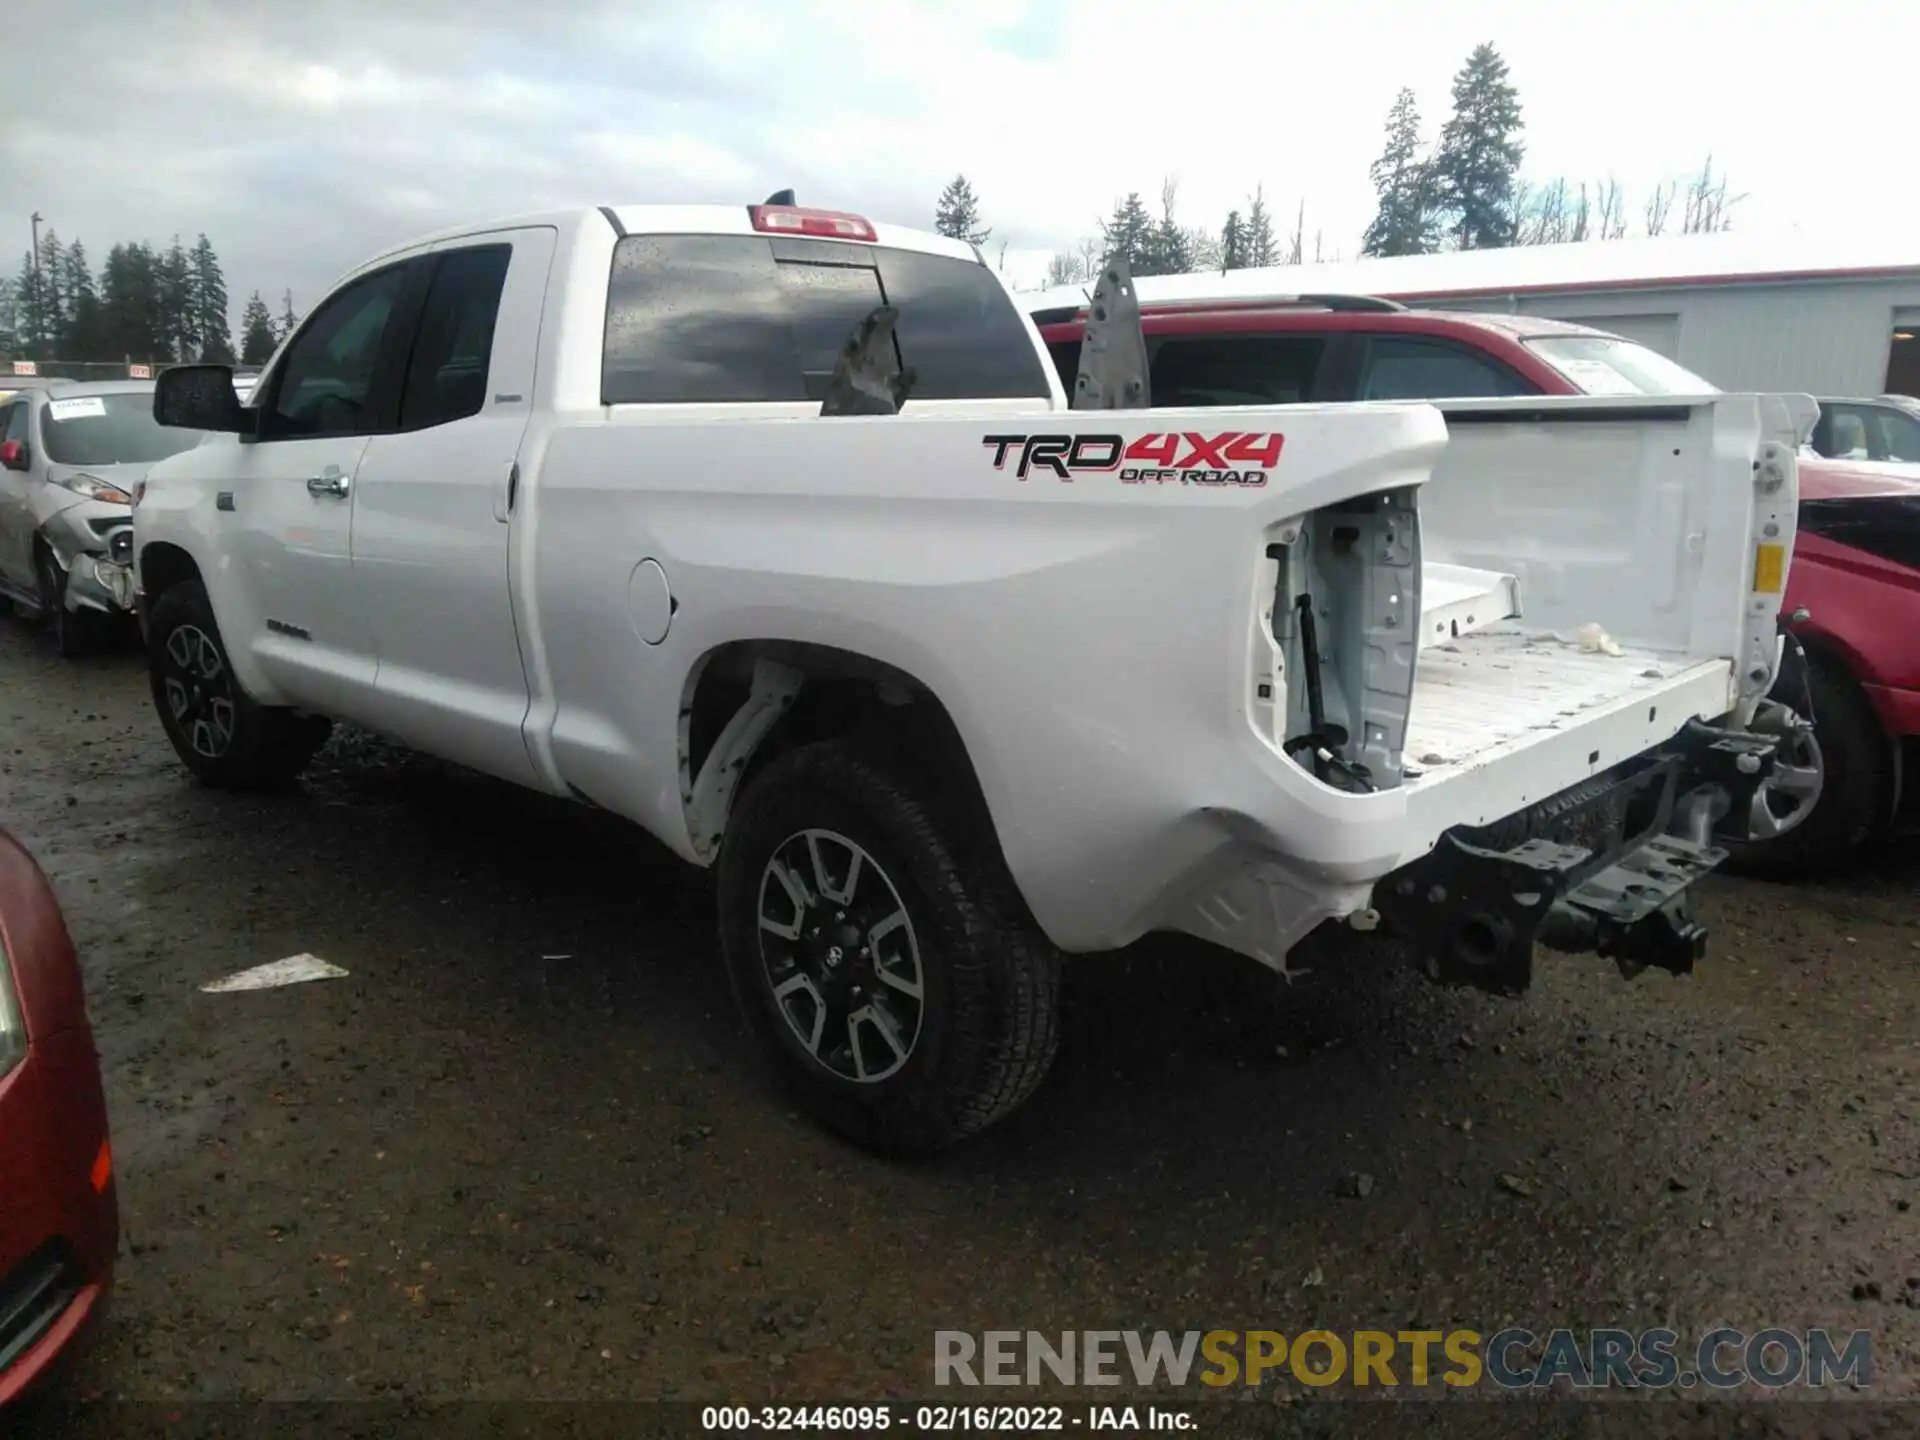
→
(1031, 295, 1920, 874)
(1774, 461, 1920, 872)
(0, 828, 117, 1406)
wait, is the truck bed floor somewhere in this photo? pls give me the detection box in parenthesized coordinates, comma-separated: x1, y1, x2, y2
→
(1405, 627, 1727, 775)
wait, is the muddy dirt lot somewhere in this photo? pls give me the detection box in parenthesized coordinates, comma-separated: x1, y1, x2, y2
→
(5, 614, 1919, 1422)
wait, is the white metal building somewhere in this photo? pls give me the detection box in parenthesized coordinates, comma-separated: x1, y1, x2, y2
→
(1022, 232, 1920, 398)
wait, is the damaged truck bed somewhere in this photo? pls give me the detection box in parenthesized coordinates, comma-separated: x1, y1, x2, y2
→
(1068, 265, 1811, 996)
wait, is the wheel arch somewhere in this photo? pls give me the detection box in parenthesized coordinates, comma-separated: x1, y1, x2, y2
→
(679, 639, 1008, 875)
(138, 541, 205, 604)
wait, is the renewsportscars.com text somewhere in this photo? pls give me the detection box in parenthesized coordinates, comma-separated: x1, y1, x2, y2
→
(933, 1328, 1873, 1391)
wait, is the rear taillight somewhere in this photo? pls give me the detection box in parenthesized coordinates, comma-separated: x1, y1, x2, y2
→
(748, 205, 878, 242)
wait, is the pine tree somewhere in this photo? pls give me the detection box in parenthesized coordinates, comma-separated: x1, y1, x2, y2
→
(240, 291, 278, 365)
(1244, 186, 1278, 267)
(190, 235, 234, 363)
(933, 175, 991, 247)
(1220, 211, 1247, 272)
(1099, 193, 1156, 272)
(1140, 179, 1192, 277)
(1432, 43, 1526, 251)
(100, 242, 162, 362)
(156, 237, 195, 361)
(20, 230, 70, 358)
(12, 255, 41, 358)
(61, 240, 106, 360)
(1361, 88, 1442, 258)
(278, 289, 299, 340)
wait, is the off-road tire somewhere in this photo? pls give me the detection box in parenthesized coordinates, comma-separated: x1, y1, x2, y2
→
(717, 739, 1062, 1156)
(145, 580, 332, 789)
(1722, 655, 1889, 880)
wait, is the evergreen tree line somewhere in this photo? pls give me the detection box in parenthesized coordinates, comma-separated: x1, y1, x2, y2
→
(2, 229, 302, 369)
(934, 43, 1742, 287)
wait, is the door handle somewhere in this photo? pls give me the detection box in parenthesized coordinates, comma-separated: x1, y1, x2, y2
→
(306, 472, 350, 499)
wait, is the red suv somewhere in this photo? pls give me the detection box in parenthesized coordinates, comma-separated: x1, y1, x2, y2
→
(1031, 296, 1920, 876)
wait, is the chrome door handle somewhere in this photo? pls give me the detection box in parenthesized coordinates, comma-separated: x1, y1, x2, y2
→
(306, 473, 349, 498)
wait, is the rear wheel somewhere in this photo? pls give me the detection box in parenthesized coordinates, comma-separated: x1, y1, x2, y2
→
(717, 739, 1062, 1155)
(146, 580, 332, 789)
(1722, 658, 1888, 880)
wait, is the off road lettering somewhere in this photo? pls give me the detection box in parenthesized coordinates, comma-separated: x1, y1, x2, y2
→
(1120, 468, 1270, 488)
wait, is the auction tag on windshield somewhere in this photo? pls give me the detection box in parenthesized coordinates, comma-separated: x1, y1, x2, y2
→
(48, 396, 108, 421)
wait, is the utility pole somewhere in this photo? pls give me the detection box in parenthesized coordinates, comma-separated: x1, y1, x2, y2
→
(29, 212, 42, 356)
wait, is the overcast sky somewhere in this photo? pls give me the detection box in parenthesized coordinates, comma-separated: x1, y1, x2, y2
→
(4, 0, 1914, 332)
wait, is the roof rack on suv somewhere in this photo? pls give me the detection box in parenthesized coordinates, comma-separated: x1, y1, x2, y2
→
(1028, 291, 1406, 327)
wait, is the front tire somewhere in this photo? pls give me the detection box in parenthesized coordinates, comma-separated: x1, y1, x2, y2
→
(717, 740, 1062, 1156)
(36, 549, 105, 659)
(145, 580, 332, 789)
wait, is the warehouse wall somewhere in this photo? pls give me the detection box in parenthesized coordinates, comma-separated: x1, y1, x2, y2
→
(1411, 279, 1920, 396)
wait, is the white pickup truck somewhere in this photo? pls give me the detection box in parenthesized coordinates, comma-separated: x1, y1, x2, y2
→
(130, 198, 1803, 1153)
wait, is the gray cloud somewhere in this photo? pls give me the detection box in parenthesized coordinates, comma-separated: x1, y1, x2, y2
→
(17, 0, 1869, 330)
(3, 0, 1002, 332)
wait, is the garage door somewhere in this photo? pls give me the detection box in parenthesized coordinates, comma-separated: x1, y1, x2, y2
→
(1556, 313, 1681, 357)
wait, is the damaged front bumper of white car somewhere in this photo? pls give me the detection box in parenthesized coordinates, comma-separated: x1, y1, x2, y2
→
(74, 524, 138, 616)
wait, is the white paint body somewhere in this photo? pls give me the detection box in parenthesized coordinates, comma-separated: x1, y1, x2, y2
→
(132, 207, 1809, 968)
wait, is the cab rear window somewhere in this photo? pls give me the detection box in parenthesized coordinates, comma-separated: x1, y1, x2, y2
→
(602, 235, 1051, 405)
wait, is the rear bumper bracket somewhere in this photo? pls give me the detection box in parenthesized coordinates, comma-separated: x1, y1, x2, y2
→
(1372, 716, 1780, 995)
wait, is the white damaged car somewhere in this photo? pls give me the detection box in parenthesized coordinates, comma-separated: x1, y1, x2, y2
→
(0, 380, 204, 654)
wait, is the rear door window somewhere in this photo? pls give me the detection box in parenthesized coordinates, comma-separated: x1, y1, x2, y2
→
(398, 244, 512, 431)
(601, 234, 1050, 405)
(1359, 336, 1534, 400)
(1148, 336, 1331, 407)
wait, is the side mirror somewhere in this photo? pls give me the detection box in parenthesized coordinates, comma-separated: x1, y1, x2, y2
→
(0, 439, 27, 471)
(153, 365, 250, 434)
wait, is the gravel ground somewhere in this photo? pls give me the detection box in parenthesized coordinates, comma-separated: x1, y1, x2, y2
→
(4, 612, 1918, 1429)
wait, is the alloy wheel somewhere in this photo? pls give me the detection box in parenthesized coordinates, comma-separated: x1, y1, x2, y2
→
(755, 828, 926, 1084)
(160, 624, 236, 760)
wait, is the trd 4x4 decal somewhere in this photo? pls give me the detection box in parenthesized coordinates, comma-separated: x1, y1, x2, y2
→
(982, 432, 1283, 487)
